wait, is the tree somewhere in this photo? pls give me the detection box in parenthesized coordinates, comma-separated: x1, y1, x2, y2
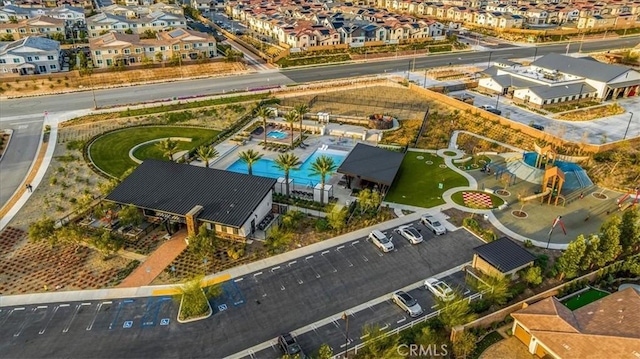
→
(0, 33, 14, 41)
(238, 149, 263, 176)
(264, 225, 293, 254)
(317, 343, 333, 359)
(598, 215, 622, 265)
(357, 188, 382, 214)
(326, 204, 347, 232)
(435, 291, 477, 330)
(293, 103, 309, 137)
(556, 235, 587, 280)
(49, 32, 65, 42)
(155, 51, 164, 65)
(124, 28, 133, 34)
(55, 224, 85, 252)
(8, 16, 18, 23)
(620, 207, 640, 254)
(274, 153, 301, 196)
(196, 145, 219, 168)
(255, 106, 274, 145)
(29, 217, 57, 247)
(98, 179, 119, 196)
(119, 204, 143, 227)
(280, 210, 304, 231)
(310, 155, 337, 205)
(156, 138, 179, 160)
(141, 29, 157, 39)
(452, 331, 477, 359)
(141, 56, 153, 68)
(90, 230, 124, 259)
(284, 110, 298, 148)
(523, 266, 543, 286)
(477, 274, 510, 306)
(187, 224, 217, 260)
(174, 275, 217, 321)
(581, 234, 600, 270)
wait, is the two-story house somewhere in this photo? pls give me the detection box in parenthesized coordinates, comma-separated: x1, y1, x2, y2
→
(0, 36, 60, 75)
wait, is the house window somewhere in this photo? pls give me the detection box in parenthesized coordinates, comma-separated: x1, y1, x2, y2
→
(124, 49, 130, 54)
(13, 58, 20, 63)
(27, 56, 33, 61)
(19, 29, 25, 33)
(31, 29, 37, 33)
(50, 64, 56, 69)
(160, 46, 166, 50)
(47, 55, 54, 60)
(173, 45, 179, 50)
(149, 47, 155, 52)
(34, 56, 39, 60)
(232, 227, 239, 235)
(95, 50, 101, 55)
(183, 44, 189, 50)
(135, 48, 141, 53)
(208, 42, 213, 47)
(0, 59, 5, 64)
(114, 50, 119, 54)
(97, 59, 103, 64)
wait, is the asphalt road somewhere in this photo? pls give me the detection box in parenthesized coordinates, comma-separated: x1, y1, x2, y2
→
(0, 116, 43, 208)
(1, 37, 638, 118)
(0, 220, 482, 358)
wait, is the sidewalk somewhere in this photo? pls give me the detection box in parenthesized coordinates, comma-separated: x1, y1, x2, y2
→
(118, 231, 188, 288)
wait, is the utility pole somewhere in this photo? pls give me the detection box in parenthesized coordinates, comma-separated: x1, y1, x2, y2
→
(578, 32, 585, 53)
(623, 112, 634, 140)
(342, 312, 350, 358)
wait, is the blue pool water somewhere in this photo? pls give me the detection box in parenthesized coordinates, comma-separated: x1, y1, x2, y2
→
(227, 149, 347, 186)
(523, 152, 593, 190)
(267, 130, 287, 139)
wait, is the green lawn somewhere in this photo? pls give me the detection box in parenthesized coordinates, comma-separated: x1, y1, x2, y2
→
(451, 190, 504, 209)
(132, 140, 196, 162)
(562, 288, 609, 310)
(385, 151, 469, 208)
(470, 331, 505, 359)
(90, 126, 219, 178)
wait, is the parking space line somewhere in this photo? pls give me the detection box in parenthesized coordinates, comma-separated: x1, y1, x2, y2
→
(304, 256, 321, 278)
(15, 306, 44, 337)
(336, 246, 354, 267)
(109, 299, 134, 330)
(63, 303, 86, 333)
(253, 272, 267, 297)
(360, 333, 370, 340)
(350, 241, 369, 262)
(287, 262, 304, 285)
(87, 302, 104, 331)
(39, 305, 60, 334)
(397, 316, 406, 324)
(380, 323, 390, 331)
(321, 251, 338, 273)
(271, 266, 280, 272)
(37, 305, 48, 309)
(306, 255, 313, 259)
(270, 266, 286, 291)
(59, 304, 70, 308)
(0, 309, 15, 327)
(352, 240, 359, 245)
(234, 278, 243, 283)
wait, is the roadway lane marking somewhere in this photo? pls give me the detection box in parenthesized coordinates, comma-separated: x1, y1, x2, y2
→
(9, 120, 42, 125)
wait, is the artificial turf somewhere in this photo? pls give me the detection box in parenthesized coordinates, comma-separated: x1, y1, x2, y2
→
(385, 151, 469, 208)
(562, 288, 609, 311)
(89, 126, 219, 178)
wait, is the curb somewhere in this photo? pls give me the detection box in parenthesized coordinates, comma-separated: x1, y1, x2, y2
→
(0, 128, 14, 163)
(176, 288, 213, 324)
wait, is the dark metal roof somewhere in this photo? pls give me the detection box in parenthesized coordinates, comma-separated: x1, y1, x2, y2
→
(473, 237, 536, 273)
(105, 160, 276, 228)
(531, 53, 633, 83)
(337, 143, 405, 186)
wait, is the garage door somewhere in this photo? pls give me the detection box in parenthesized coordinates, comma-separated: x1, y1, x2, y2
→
(535, 343, 548, 358)
(514, 324, 531, 345)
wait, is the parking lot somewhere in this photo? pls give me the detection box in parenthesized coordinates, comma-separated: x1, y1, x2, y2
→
(0, 219, 482, 358)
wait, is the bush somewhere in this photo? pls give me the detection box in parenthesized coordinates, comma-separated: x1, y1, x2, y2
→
(470, 299, 491, 314)
(315, 218, 330, 232)
(508, 282, 527, 299)
(524, 239, 534, 248)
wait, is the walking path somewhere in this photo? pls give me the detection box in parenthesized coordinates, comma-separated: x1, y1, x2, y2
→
(118, 231, 188, 288)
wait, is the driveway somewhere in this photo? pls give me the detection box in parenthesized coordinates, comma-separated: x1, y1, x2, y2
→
(450, 90, 640, 144)
(0, 220, 482, 358)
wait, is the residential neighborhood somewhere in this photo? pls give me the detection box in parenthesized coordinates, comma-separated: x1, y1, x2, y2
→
(0, 0, 639, 358)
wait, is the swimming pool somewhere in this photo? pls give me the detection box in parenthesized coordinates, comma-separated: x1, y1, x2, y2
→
(523, 152, 593, 190)
(227, 149, 347, 186)
(267, 130, 287, 139)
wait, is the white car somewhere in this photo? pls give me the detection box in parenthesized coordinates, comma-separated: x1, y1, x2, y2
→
(392, 291, 423, 317)
(424, 278, 455, 301)
(479, 105, 496, 110)
(395, 225, 423, 244)
(368, 230, 394, 252)
(421, 215, 446, 235)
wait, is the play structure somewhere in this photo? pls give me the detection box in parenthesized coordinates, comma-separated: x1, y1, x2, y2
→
(520, 167, 566, 206)
(617, 187, 640, 211)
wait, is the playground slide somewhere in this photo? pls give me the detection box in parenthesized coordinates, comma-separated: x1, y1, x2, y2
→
(521, 189, 552, 202)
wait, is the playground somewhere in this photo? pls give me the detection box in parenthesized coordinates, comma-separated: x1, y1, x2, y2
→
(467, 143, 638, 246)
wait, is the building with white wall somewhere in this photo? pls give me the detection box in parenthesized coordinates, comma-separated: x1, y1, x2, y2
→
(0, 36, 60, 75)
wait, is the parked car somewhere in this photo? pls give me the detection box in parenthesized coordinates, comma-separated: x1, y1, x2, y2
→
(368, 229, 394, 252)
(392, 291, 424, 317)
(420, 215, 446, 235)
(424, 278, 454, 301)
(530, 123, 545, 131)
(395, 225, 423, 244)
(278, 333, 305, 357)
(479, 105, 502, 115)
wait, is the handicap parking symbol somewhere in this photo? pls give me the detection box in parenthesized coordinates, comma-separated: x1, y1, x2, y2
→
(217, 304, 228, 312)
(123, 321, 133, 329)
(160, 318, 170, 326)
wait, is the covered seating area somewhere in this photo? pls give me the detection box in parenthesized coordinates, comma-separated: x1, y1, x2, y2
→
(336, 143, 405, 194)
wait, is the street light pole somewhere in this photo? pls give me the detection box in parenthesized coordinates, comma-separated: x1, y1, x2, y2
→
(424, 69, 428, 87)
(577, 83, 585, 105)
(623, 111, 634, 140)
(486, 51, 493, 69)
(342, 312, 350, 358)
(533, 47, 538, 61)
(495, 93, 501, 109)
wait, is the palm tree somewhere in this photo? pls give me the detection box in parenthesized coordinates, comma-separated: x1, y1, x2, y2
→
(238, 149, 263, 176)
(283, 110, 298, 148)
(196, 145, 219, 168)
(255, 106, 274, 145)
(274, 153, 301, 196)
(294, 103, 309, 139)
(156, 138, 178, 160)
(310, 155, 336, 205)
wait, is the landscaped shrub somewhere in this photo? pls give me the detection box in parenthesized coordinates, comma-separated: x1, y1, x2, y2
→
(315, 218, 330, 232)
(507, 282, 527, 299)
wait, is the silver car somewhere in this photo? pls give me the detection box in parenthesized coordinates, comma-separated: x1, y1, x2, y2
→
(421, 215, 446, 235)
(369, 230, 394, 252)
(395, 225, 423, 244)
(424, 277, 455, 301)
(392, 291, 423, 317)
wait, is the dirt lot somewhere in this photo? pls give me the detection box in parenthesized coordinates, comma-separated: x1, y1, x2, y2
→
(0, 62, 247, 98)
